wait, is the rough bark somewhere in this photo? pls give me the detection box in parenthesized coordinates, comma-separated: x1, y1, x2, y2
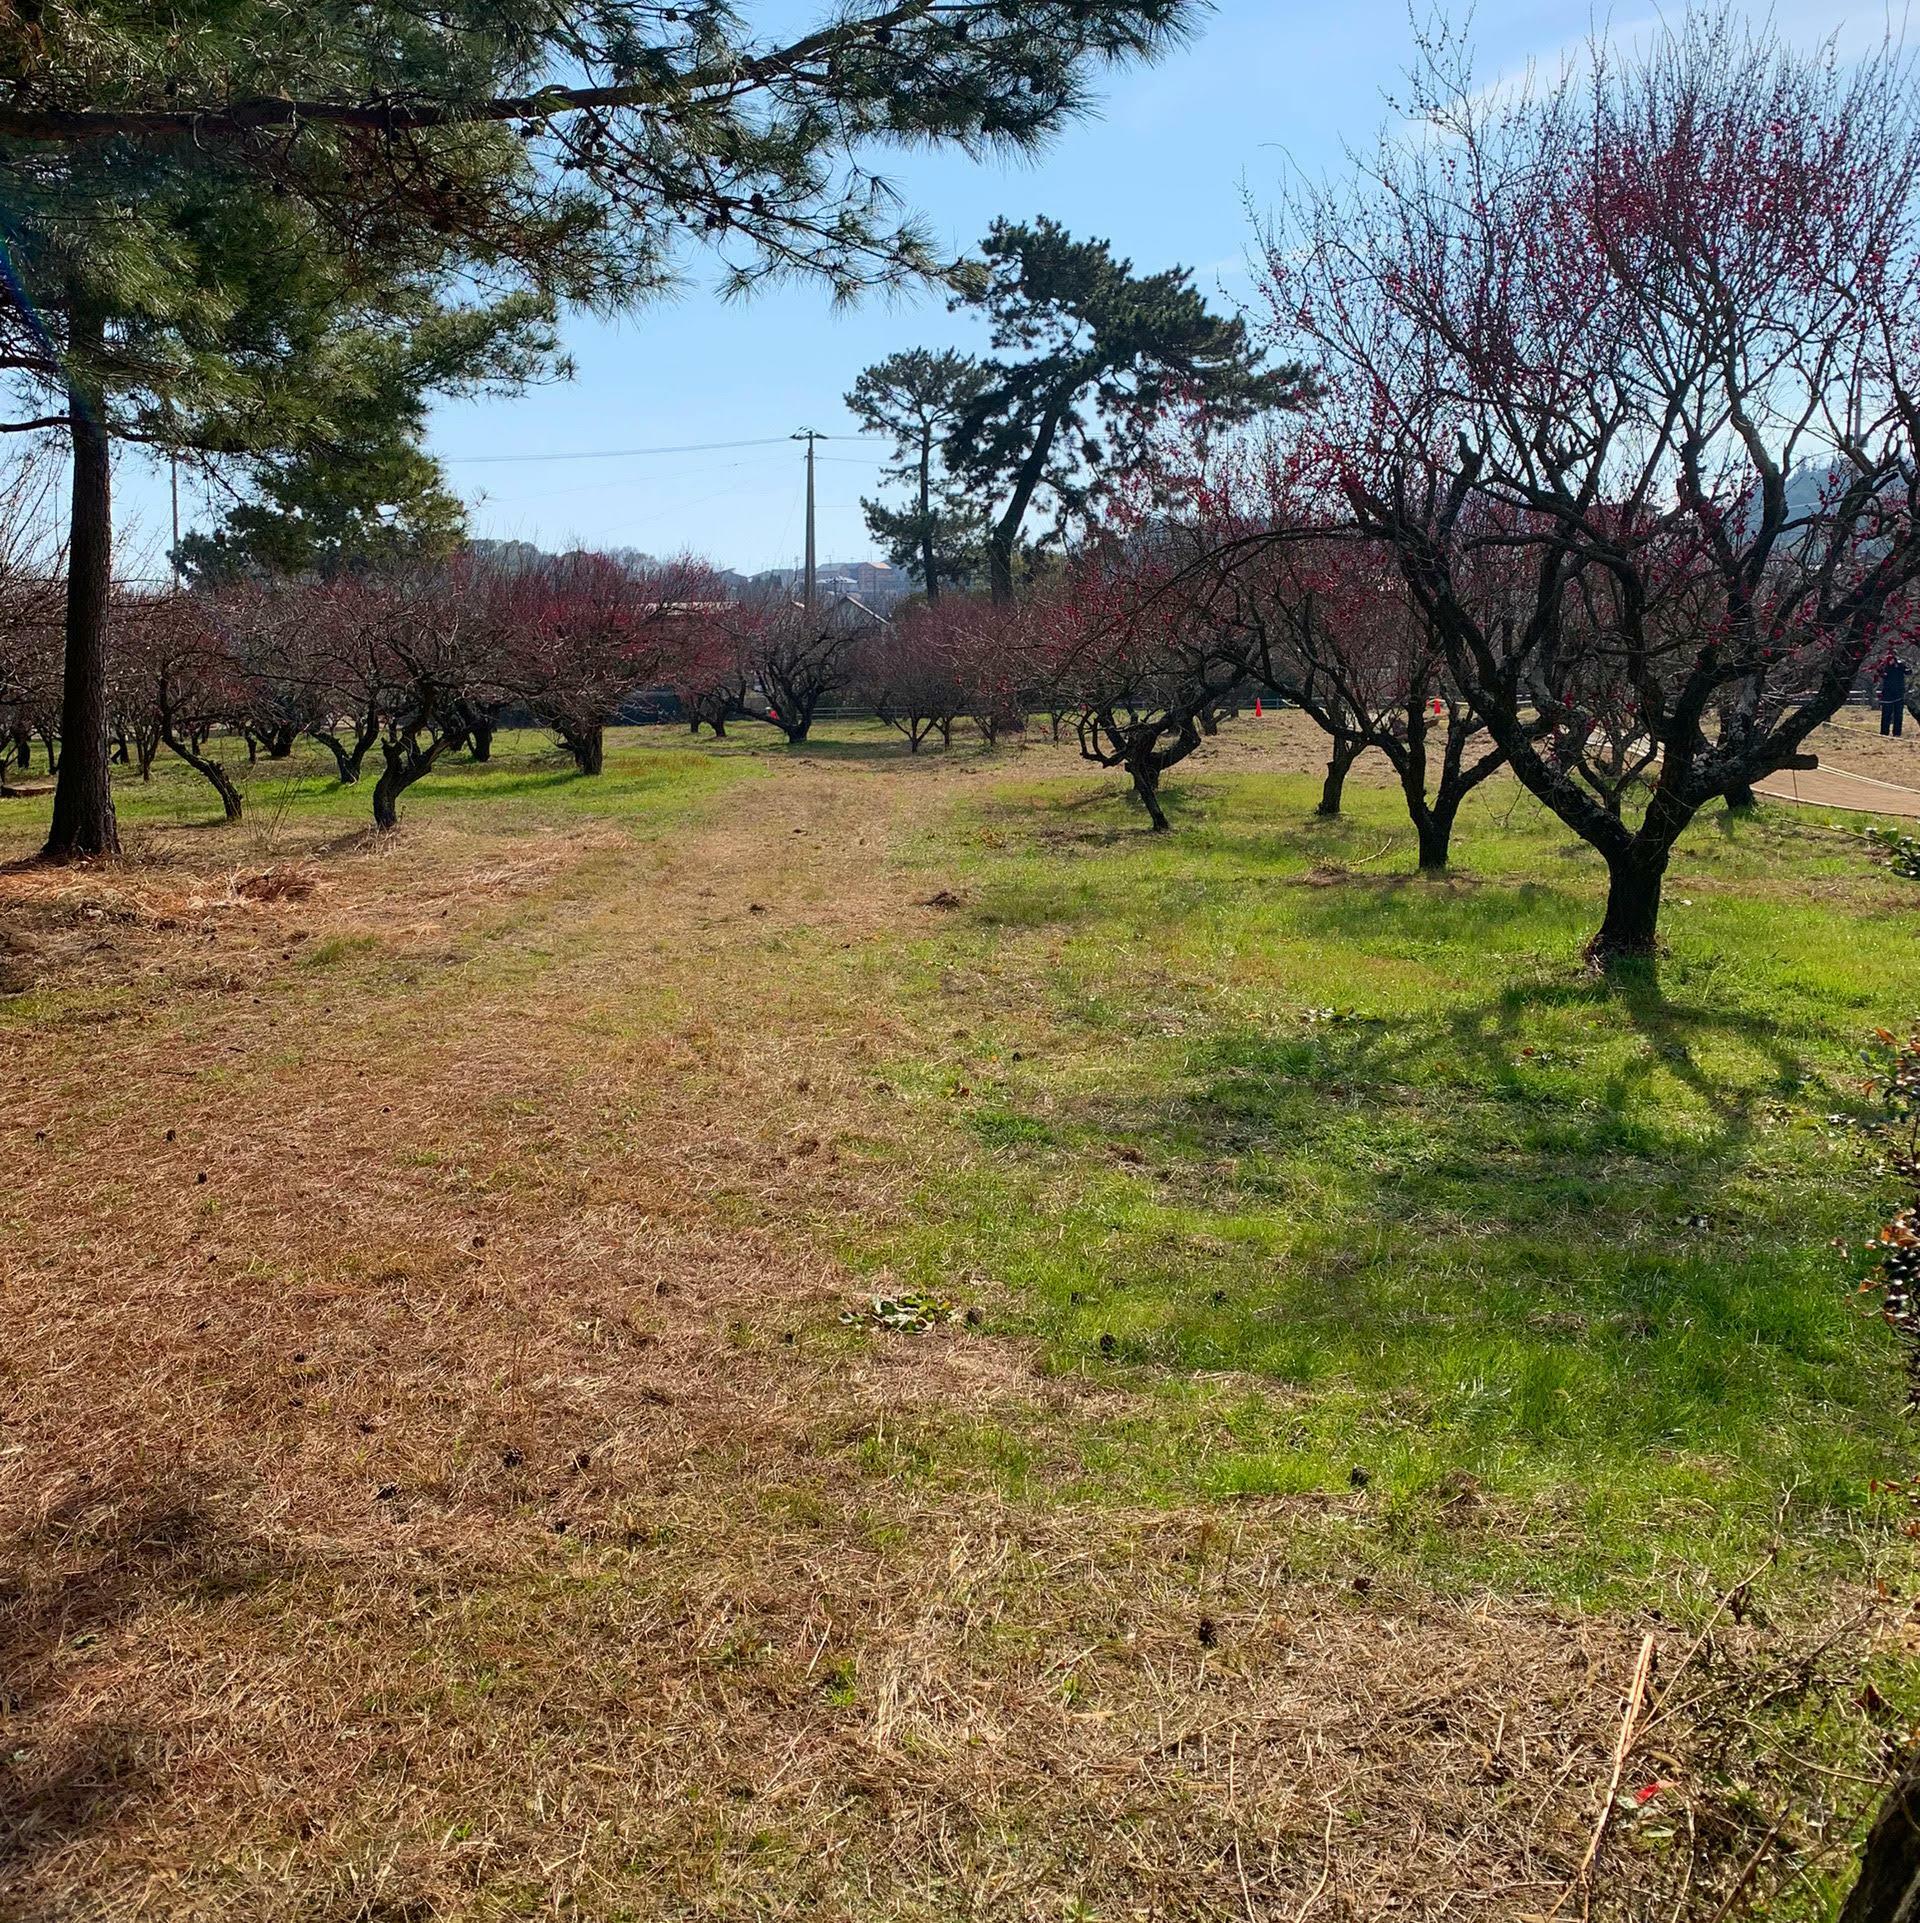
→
(1318, 736, 1363, 816)
(310, 716, 378, 785)
(561, 724, 604, 775)
(1588, 842, 1670, 966)
(986, 392, 1071, 606)
(1129, 760, 1170, 831)
(42, 307, 119, 862)
(1841, 1759, 1920, 1923)
(1413, 804, 1457, 872)
(372, 733, 452, 831)
(918, 429, 941, 608)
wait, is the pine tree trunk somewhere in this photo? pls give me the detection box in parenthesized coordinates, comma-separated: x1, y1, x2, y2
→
(42, 321, 119, 863)
(987, 537, 1015, 607)
(920, 439, 940, 607)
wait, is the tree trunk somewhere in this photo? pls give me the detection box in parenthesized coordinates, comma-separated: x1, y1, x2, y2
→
(373, 752, 405, 831)
(42, 320, 119, 863)
(1724, 782, 1757, 812)
(1588, 841, 1669, 967)
(1841, 1758, 1920, 1923)
(467, 721, 494, 763)
(312, 731, 358, 784)
(987, 536, 1015, 607)
(11, 725, 28, 770)
(162, 725, 243, 823)
(564, 725, 604, 775)
(1318, 737, 1362, 816)
(919, 434, 940, 607)
(1130, 759, 1170, 832)
(372, 735, 449, 831)
(1402, 766, 1461, 871)
(1414, 806, 1455, 872)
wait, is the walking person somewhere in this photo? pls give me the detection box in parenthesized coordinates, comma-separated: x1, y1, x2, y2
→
(1883, 655, 1910, 737)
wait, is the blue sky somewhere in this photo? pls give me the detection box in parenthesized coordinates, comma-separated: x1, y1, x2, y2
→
(128, 0, 1883, 574)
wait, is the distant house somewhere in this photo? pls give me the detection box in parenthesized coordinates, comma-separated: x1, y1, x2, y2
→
(809, 591, 891, 637)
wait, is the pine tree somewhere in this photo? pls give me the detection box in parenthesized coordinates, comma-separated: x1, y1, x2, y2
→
(846, 349, 988, 601)
(946, 217, 1314, 602)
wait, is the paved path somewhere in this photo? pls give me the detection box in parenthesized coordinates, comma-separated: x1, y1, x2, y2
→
(1754, 761, 1920, 817)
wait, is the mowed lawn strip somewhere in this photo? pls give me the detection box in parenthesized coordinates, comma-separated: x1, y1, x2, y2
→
(846, 763, 1920, 1601)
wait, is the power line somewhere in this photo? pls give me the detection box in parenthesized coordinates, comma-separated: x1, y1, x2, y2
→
(446, 435, 793, 466)
(444, 431, 888, 467)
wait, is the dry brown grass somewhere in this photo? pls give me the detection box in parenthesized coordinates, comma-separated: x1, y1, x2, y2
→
(0, 739, 1899, 1920)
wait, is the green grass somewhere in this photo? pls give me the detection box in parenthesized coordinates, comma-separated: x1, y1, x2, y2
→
(835, 766, 1920, 1603)
(0, 725, 751, 848)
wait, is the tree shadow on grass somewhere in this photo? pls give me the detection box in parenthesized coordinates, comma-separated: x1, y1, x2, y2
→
(1023, 975, 1881, 1470)
(0, 1486, 253, 1907)
(751, 734, 914, 765)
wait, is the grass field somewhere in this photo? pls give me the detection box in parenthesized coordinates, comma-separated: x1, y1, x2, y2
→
(3, 716, 1919, 1920)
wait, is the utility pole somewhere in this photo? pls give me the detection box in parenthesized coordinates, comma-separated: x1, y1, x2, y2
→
(792, 429, 826, 613)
